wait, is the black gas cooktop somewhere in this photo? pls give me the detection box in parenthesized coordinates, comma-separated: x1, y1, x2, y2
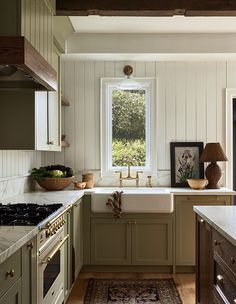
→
(0, 203, 63, 226)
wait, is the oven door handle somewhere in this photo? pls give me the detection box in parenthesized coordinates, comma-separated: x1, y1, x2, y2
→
(42, 234, 69, 264)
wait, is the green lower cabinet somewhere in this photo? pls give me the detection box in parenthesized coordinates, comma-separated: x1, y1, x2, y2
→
(0, 278, 22, 304)
(73, 200, 83, 278)
(132, 219, 172, 265)
(91, 218, 172, 266)
(91, 219, 131, 265)
(21, 237, 37, 304)
(175, 195, 231, 266)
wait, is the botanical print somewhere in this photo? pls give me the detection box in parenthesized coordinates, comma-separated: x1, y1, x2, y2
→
(175, 147, 200, 183)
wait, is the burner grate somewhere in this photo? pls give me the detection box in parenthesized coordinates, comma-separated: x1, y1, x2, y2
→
(0, 203, 63, 226)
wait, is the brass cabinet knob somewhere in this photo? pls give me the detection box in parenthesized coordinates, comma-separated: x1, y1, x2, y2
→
(214, 240, 221, 246)
(127, 221, 131, 225)
(6, 269, 15, 277)
(233, 299, 236, 303)
(231, 257, 236, 264)
(200, 219, 204, 224)
(27, 242, 34, 250)
(47, 141, 54, 145)
(216, 274, 224, 283)
(133, 221, 137, 224)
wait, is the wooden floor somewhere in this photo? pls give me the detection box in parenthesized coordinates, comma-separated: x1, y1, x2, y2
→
(66, 272, 195, 304)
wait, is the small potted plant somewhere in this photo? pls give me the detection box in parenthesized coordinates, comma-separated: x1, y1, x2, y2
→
(31, 165, 74, 191)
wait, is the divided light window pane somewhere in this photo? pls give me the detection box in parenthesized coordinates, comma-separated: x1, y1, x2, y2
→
(112, 89, 147, 167)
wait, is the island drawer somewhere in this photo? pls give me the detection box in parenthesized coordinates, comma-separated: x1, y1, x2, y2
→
(213, 260, 236, 303)
(212, 229, 236, 275)
(0, 250, 21, 298)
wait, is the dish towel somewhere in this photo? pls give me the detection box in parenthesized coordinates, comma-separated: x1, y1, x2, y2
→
(106, 191, 123, 219)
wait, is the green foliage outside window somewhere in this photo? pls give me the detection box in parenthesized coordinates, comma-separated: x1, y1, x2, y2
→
(112, 90, 146, 167)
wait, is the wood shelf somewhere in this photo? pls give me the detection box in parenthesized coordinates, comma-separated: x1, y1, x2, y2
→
(61, 95, 70, 106)
(61, 140, 70, 148)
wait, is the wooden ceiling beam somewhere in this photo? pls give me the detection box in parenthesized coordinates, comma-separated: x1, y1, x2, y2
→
(56, 0, 236, 16)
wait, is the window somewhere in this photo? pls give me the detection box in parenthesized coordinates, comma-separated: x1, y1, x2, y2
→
(101, 78, 157, 178)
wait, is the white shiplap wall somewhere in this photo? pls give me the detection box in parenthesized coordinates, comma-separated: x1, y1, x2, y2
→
(43, 60, 236, 186)
(0, 151, 41, 200)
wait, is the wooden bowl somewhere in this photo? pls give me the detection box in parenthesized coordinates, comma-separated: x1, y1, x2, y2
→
(187, 179, 208, 190)
(36, 177, 74, 191)
(73, 181, 87, 190)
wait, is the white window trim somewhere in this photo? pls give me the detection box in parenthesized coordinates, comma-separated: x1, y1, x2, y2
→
(100, 77, 157, 178)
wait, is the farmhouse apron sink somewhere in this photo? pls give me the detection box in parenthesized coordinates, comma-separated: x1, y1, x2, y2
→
(91, 188, 174, 213)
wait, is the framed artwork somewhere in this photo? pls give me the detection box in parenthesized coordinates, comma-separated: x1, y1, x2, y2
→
(170, 142, 204, 187)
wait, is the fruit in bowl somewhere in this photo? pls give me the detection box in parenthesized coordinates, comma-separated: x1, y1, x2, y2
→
(31, 165, 74, 191)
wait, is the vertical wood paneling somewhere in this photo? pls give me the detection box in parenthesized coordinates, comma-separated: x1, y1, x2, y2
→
(186, 62, 197, 141)
(175, 62, 186, 141)
(156, 62, 166, 170)
(196, 62, 207, 142)
(217, 62, 227, 147)
(165, 62, 176, 169)
(206, 62, 217, 142)
(44, 59, 232, 177)
(74, 62, 85, 171)
(84, 62, 96, 169)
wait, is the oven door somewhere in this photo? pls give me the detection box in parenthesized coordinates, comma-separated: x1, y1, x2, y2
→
(38, 231, 68, 304)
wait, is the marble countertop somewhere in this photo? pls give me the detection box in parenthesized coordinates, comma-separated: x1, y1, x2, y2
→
(194, 206, 236, 247)
(84, 187, 235, 196)
(0, 190, 84, 264)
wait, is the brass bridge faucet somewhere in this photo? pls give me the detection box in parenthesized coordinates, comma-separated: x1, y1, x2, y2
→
(115, 163, 143, 187)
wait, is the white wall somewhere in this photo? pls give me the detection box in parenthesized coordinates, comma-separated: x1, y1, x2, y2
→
(43, 60, 236, 186)
(0, 151, 41, 200)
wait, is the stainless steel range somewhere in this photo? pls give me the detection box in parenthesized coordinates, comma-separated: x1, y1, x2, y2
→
(0, 202, 70, 304)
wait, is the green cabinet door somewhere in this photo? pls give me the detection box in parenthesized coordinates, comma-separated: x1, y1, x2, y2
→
(64, 207, 73, 300)
(91, 219, 131, 265)
(132, 219, 173, 265)
(21, 237, 37, 304)
(0, 278, 22, 304)
(175, 195, 231, 266)
(73, 200, 83, 278)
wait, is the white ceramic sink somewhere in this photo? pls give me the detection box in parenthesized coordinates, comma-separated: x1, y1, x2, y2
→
(91, 188, 174, 213)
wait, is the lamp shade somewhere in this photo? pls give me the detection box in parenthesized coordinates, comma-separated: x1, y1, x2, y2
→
(200, 143, 228, 163)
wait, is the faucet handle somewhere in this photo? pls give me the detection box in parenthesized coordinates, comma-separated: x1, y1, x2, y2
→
(136, 171, 143, 178)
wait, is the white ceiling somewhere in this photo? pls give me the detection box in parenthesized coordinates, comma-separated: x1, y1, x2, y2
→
(70, 16, 236, 34)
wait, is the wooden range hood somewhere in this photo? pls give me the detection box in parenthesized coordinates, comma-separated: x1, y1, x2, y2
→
(0, 36, 57, 91)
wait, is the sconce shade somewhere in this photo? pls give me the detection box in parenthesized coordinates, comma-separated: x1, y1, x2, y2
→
(200, 143, 228, 163)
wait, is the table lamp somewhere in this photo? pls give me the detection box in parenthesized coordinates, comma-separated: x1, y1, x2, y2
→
(200, 142, 228, 189)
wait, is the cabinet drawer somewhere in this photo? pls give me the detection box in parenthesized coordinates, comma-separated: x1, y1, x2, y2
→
(0, 250, 21, 298)
(212, 229, 236, 275)
(214, 261, 236, 303)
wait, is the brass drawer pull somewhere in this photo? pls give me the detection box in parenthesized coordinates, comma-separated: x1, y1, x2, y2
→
(216, 274, 224, 283)
(231, 257, 236, 264)
(42, 234, 69, 264)
(6, 269, 15, 277)
(214, 240, 221, 246)
(27, 242, 34, 250)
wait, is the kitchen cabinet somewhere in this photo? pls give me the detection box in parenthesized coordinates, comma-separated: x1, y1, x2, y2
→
(64, 207, 73, 300)
(21, 238, 37, 304)
(0, 89, 61, 151)
(0, 0, 54, 66)
(175, 195, 231, 268)
(0, 279, 22, 304)
(91, 218, 172, 266)
(196, 215, 213, 304)
(73, 199, 83, 278)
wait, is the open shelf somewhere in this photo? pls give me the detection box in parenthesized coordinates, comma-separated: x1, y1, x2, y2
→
(61, 95, 70, 106)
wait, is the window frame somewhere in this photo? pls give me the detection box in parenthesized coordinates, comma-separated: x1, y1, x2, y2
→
(100, 77, 157, 178)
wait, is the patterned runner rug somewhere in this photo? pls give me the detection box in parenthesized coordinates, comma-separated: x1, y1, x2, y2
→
(84, 278, 182, 304)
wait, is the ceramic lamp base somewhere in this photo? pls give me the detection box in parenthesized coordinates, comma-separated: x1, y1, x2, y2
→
(205, 162, 221, 189)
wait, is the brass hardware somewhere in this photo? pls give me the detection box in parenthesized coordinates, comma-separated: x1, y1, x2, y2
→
(27, 242, 34, 250)
(214, 240, 221, 246)
(6, 269, 15, 277)
(231, 257, 236, 264)
(115, 163, 143, 187)
(46, 206, 70, 227)
(233, 299, 236, 303)
(128, 221, 131, 225)
(74, 203, 78, 208)
(47, 141, 54, 145)
(200, 219, 204, 224)
(146, 176, 152, 188)
(42, 234, 69, 264)
(216, 274, 224, 283)
(133, 221, 137, 224)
